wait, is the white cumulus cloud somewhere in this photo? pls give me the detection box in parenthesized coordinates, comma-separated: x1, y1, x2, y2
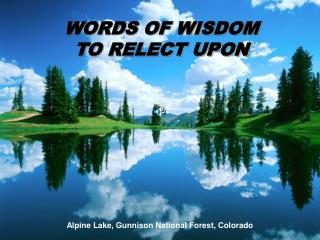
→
(73, 58, 200, 115)
(71, 0, 199, 115)
(251, 0, 320, 11)
(252, 73, 277, 83)
(251, 42, 275, 58)
(269, 56, 286, 64)
(76, 177, 201, 240)
(0, 141, 44, 181)
(185, 54, 250, 90)
(0, 59, 45, 113)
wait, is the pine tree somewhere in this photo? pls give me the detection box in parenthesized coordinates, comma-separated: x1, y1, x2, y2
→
(276, 69, 291, 120)
(204, 80, 214, 122)
(42, 66, 53, 116)
(196, 97, 206, 126)
(311, 73, 320, 111)
(16, 83, 24, 110)
(11, 92, 18, 110)
(213, 81, 221, 122)
(288, 47, 313, 116)
(241, 78, 253, 114)
(151, 104, 161, 125)
(75, 76, 86, 114)
(66, 94, 79, 123)
(225, 87, 238, 127)
(256, 86, 266, 113)
(235, 79, 242, 113)
(117, 101, 122, 120)
(104, 81, 111, 117)
(90, 77, 105, 116)
(84, 78, 91, 113)
(42, 66, 78, 123)
(122, 91, 131, 122)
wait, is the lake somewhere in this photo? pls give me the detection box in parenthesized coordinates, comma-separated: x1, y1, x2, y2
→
(0, 129, 319, 239)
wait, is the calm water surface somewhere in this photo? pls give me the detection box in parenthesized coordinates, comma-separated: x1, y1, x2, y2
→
(0, 130, 319, 239)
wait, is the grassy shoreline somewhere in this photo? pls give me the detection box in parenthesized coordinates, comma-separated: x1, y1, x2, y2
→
(200, 112, 320, 144)
(1, 111, 320, 143)
(0, 111, 187, 139)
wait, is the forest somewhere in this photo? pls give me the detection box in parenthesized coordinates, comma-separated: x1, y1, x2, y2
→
(6, 46, 320, 136)
(196, 47, 320, 128)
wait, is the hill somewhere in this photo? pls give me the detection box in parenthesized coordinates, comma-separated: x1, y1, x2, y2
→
(201, 112, 320, 143)
(0, 111, 148, 136)
(135, 111, 197, 127)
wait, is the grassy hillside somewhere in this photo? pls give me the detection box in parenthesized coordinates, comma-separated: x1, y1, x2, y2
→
(0, 111, 38, 121)
(201, 112, 320, 143)
(0, 111, 149, 136)
(237, 113, 320, 132)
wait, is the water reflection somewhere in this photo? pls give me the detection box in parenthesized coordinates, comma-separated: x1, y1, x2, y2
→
(1, 130, 319, 209)
(196, 131, 320, 209)
(1, 130, 320, 239)
(274, 134, 320, 209)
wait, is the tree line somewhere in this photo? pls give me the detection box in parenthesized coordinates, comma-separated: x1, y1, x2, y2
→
(196, 47, 320, 127)
(11, 129, 320, 208)
(12, 65, 134, 124)
(75, 74, 134, 123)
(197, 78, 267, 127)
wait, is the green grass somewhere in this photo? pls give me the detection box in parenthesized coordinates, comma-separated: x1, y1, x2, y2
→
(200, 112, 320, 144)
(0, 111, 183, 139)
(0, 111, 148, 135)
(1, 111, 320, 144)
(0, 110, 39, 121)
(236, 112, 320, 132)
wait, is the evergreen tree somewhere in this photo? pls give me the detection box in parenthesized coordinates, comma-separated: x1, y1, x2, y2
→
(42, 66, 53, 116)
(117, 101, 122, 120)
(213, 81, 222, 122)
(288, 47, 313, 116)
(90, 77, 105, 116)
(256, 86, 266, 113)
(17, 83, 24, 110)
(196, 97, 206, 126)
(84, 78, 91, 113)
(66, 94, 79, 123)
(225, 87, 238, 127)
(276, 69, 291, 120)
(11, 93, 18, 110)
(311, 73, 320, 111)
(122, 91, 131, 122)
(104, 81, 111, 117)
(235, 79, 242, 113)
(151, 104, 161, 125)
(203, 80, 214, 122)
(75, 76, 86, 114)
(42, 66, 78, 123)
(241, 78, 253, 114)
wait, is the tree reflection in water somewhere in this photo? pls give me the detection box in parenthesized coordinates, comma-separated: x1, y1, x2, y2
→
(9, 130, 320, 209)
(196, 131, 320, 209)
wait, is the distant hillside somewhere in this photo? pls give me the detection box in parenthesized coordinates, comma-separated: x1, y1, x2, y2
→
(135, 111, 197, 127)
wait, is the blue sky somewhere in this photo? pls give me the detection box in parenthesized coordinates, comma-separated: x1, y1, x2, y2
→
(0, 0, 319, 115)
